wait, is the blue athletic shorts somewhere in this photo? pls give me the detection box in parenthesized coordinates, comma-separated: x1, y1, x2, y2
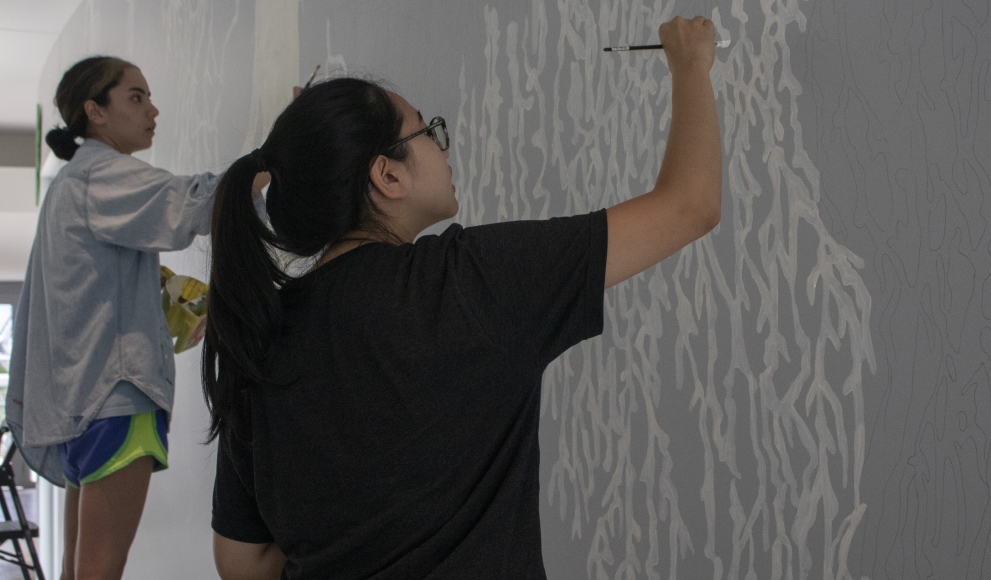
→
(57, 409, 169, 488)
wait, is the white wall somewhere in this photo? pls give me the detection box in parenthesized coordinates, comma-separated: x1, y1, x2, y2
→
(0, 167, 39, 281)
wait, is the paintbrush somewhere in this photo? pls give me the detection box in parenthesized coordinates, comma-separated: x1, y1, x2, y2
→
(604, 38, 730, 52)
(303, 65, 321, 89)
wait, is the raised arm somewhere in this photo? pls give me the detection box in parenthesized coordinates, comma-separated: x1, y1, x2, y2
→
(604, 16, 722, 288)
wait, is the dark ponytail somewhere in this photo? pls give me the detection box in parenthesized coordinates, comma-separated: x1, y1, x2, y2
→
(45, 128, 80, 161)
(202, 77, 411, 444)
(47, 56, 134, 160)
(202, 152, 285, 444)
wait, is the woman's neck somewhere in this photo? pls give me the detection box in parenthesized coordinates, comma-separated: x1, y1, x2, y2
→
(311, 228, 397, 271)
(86, 131, 131, 155)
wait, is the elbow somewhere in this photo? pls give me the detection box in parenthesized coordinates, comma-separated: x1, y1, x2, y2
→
(701, 197, 722, 233)
(690, 186, 722, 237)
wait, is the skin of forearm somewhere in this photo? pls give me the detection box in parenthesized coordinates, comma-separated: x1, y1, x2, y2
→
(256, 544, 287, 580)
(653, 64, 722, 225)
(215, 539, 286, 580)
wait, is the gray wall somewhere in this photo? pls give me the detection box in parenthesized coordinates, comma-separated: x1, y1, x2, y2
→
(37, 0, 991, 578)
(794, 1, 991, 578)
(0, 130, 35, 167)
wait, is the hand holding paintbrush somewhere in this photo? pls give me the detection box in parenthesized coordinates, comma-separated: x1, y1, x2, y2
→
(604, 16, 727, 58)
(630, 16, 717, 77)
(604, 38, 729, 51)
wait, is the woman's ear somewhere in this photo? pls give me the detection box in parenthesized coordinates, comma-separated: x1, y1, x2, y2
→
(83, 99, 108, 127)
(368, 154, 409, 201)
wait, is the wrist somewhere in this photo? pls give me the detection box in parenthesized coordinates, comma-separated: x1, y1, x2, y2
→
(669, 60, 712, 80)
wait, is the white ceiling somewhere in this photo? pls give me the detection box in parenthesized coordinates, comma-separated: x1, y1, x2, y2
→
(0, 0, 86, 130)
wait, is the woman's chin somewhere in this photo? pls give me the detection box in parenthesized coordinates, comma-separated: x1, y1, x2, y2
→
(448, 188, 459, 217)
(133, 139, 154, 154)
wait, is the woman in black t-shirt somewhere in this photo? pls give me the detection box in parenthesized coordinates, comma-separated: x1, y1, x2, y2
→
(205, 16, 721, 580)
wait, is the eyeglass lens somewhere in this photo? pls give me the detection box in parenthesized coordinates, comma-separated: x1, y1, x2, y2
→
(428, 117, 449, 151)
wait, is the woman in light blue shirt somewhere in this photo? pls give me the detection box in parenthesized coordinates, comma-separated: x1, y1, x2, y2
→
(6, 56, 263, 580)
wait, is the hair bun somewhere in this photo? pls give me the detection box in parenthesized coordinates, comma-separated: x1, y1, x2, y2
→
(45, 126, 80, 161)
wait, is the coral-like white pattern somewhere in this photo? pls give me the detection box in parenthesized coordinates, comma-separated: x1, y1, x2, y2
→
(454, 0, 875, 578)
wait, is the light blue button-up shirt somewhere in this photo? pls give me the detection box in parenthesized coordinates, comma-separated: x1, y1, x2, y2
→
(6, 139, 221, 484)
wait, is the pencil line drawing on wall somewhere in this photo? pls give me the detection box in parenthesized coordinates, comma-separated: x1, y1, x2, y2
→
(799, 1, 991, 578)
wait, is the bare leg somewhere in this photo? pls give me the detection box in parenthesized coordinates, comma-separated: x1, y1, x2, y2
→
(72, 456, 154, 580)
(62, 484, 80, 580)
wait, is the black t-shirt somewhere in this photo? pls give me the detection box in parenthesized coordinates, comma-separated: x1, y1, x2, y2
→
(212, 210, 608, 579)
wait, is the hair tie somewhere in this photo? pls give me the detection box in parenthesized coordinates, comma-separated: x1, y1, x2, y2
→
(249, 148, 268, 172)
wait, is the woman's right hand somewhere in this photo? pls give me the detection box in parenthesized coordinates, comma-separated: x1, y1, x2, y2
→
(603, 15, 721, 289)
(658, 16, 716, 75)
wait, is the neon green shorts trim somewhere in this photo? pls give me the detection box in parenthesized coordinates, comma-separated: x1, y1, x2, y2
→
(58, 409, 169, 489)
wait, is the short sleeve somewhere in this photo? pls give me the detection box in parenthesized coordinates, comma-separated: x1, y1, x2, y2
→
(85, 153, 220, 252)
(451, 209, 608, 365)
(212, 436, 274, 544)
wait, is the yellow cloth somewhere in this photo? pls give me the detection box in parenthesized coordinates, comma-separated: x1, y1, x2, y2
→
(160, 266, 209, 353)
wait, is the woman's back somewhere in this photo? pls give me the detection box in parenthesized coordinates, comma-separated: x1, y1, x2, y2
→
(213, 214, 607, 579)
(9, 137, 218, 460)
(208, 21, 722, 572)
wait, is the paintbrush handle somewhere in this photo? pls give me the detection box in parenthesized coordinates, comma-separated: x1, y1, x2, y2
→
(604, 44, 664, 51)
(303, 64, 321, 89)
(604, 39, 730, 52)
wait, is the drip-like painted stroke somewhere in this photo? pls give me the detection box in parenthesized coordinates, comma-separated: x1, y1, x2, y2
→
(454, 0, 876, 578)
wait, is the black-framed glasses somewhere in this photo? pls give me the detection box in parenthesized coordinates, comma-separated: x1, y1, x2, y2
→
(386, 116, 449, 152)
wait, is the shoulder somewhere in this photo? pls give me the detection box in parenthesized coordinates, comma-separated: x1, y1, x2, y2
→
(413, 212, 602, 246)
(71, 140, 127, 169)
(424, 210, 608, 256)
(42, 143, 121, 201)
(405, 223, 462, 256)
(76, 141, 180, 195)
(51, 141, 139, 189)
(403, 211, 607, 293)
(74, 140, 166, 176)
